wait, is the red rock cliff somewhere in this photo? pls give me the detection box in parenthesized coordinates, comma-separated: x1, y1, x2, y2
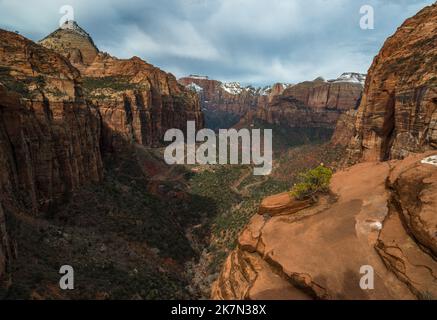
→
(247, 77, 363, 129)
(179, 76, 282, 116)
(348, 4, 437, 162)
(40, 23, 204, 149)
(212, 152, 437, 300)
(212, 4, 437, 300)
(0, 30, 104, 280)
(0, 30, 104, 215)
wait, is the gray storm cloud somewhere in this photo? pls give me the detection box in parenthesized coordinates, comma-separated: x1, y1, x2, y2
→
(0, 0, 434, 86)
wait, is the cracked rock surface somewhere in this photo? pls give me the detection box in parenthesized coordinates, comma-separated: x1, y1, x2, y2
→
(212, 152, 437, 300)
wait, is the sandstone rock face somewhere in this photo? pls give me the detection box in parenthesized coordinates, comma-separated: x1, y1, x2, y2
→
(348, 4, 437, 162)
(331, 110, 358, 146)
(179, 75, 363, 131)
(249, 77, 363, 129)
(179, 76, 283, 116)
(39, 21, 98, 67)
(0, 29, 103, 283)
(1, 25, 204, 291)
(179, 76, 288, 130)
(81, 55, 203, 149)
(212, 152, 437, 300)
(40, 22, 204, 148)
(285, 77, 363, 111)
(0, 30, 103, 216)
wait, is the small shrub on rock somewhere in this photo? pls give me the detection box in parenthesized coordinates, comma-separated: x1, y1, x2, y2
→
(290, 165, 333, 200)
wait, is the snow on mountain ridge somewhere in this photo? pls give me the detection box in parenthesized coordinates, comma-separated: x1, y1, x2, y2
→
(186, 82, 204, 93)
(332, 72, 366, 85)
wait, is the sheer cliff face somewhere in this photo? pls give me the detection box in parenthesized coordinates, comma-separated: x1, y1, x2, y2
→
(348, 4, 437, 162)
(178, 77, 289, 130)
(179, 77, 274, 115)
(40, 24, 204, 149)
(0, 25, 204, 284)
(179, 75, 363, 131)
(0, 30, 104, 215)
(0, 30, 104, 279)
(81, 54, 203, 149)
(250, 78, 363, 129)
(213, 5, 437, 301)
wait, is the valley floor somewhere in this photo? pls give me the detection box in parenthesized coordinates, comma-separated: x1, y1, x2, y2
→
(0, 131, 346, 299)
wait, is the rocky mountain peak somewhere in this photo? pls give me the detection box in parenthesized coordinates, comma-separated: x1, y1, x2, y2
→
(39, 20, 99, 66)
(331, 72, 366, 85)
(59, 20, 93, 39)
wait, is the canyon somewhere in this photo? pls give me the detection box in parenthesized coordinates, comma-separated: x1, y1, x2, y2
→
(40, 20, 204, 149)
(0, 2, 436, 301)
(212, 3, 437, 300)
(179, 73, 364, 132)
(0, 23, 204, 298)
(178, 75, 288, 131)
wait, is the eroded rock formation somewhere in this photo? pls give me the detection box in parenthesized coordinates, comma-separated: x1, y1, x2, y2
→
(179, 76, 285, 116)
(331, 110, 358, 146)
(249, 77, 363, 129)
(213, 4, 437, 300)
(347, 4, 437, 162)
(212, 152, 437, 300)
(178, 76, 288, 130)
(0, 29, 103, 285)
(40, 22, 204, 149)
(0, 30, 103, 216)
(39, 20, 99, 67)
(0, 23, 204, 292)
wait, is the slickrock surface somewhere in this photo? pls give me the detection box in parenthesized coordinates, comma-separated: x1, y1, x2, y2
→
(347, 3, 437, 162)
(212, 152, 437, 300)
(40, 22, 204, 148)
(213, 5, 437, 300)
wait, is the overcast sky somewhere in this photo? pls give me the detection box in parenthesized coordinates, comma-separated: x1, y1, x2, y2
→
(0, 0, 434, 86)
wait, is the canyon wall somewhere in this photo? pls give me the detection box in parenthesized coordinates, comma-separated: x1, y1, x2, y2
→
(213, 4, 437, 300)
(180, 74, 363, 131)
(179, 76, 283, 116)
(178, 76, 287, 130)
(0, 30, 104, 282)
(40, 21, 204, 149)
(249, 76, 363, 129)
(347, 4, 437, 162)
(0, 29, 103, 216)
(0, 24, 204, 287)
